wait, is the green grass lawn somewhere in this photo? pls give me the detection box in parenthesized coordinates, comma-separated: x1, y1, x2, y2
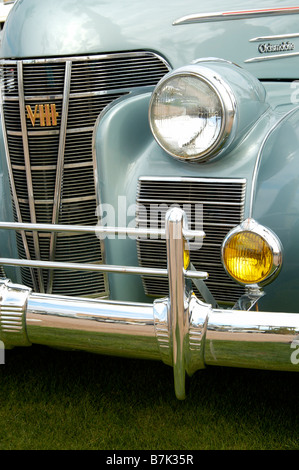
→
(0, 344, 298, 450)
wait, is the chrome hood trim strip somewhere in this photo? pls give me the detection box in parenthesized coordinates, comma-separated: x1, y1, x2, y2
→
(173, 7, 299, 25)
(245, 52, 299, 63)
(249, 33, 299, 42)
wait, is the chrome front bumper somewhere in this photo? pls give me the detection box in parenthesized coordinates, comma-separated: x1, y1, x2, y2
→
(0, 208, 298, 399)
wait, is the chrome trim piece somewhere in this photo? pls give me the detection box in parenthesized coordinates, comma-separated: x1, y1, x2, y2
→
(44, 161, 93, 171)
(173, 7, 299, 25)
(7, 129, 61, 136)
(153, 293, 210, 382)
(3, 94, 64, 102)
(153, 298, 171, 366)
(1, 85, 156, 102)
(0, 257, 208, 280)
(245, 52, 299, 63)
(47, 60, 72, 294)
(0, 70, 38, 291)
(18, 195, 96, 205)
(139, 176, 246, 184)
(165, 208, 188, 399)
(205, 309, 299, 371)
(191, 57, 236, 65)
(232, 285, 265, 311)
(0, 279, 31, 347)
(0, 220, 205, 242)
(0, 51, 171, 68)
(250, 33, 299, 42)
(185, 295, 209, 377)
(17, 61, 44, 293)
(0, 217, 207, 280)
(190, 263, 218, 309)
(27, 291, 160, 361)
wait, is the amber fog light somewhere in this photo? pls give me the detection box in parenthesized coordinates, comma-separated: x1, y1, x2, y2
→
(183, 243, 190, 270)
(222, 219, 282, 286)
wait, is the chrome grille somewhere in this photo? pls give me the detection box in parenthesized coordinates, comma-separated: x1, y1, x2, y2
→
(136, 177, 246, 305)
(0, 52, 170, 296)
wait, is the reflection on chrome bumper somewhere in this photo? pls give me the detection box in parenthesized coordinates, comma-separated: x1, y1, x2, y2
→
(0, 208, 298, 399)
(0, 278, 299, 400)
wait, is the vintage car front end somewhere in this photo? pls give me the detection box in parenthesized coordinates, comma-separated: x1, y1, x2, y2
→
(0, 0, 299, 399)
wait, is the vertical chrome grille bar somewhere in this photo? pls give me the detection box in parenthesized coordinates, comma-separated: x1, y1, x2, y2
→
(17, 61, 44, 293)
(47, 61, 72, 294)
(0, 82, 39, 292)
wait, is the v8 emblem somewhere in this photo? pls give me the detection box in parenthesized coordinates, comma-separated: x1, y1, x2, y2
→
(26, 104, 59, 127)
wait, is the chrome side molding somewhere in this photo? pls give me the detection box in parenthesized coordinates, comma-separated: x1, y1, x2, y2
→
(173, 7, 299, 26)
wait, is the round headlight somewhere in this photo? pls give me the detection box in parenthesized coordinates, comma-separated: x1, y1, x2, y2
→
(222, 219, 282, 286)
(149, 65, 236, 162)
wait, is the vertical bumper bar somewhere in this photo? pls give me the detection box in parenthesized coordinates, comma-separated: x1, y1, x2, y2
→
(166, 208, 189, 400)
(165, 208, 208, 399)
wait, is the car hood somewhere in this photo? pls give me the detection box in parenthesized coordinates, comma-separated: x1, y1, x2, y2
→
(2, 0, 299, 79)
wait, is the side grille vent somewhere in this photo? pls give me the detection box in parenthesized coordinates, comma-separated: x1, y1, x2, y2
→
(0, 52, 170, 296)
(136, 177, 246, 305)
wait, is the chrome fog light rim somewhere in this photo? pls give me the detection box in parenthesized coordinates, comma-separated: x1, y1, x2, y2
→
(149, 65, 237, 162)
(221, 218, 283, 287)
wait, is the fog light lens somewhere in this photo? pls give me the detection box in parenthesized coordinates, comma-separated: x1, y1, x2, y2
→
(184, 245, 190, 270)
(222, 219, 282, 286)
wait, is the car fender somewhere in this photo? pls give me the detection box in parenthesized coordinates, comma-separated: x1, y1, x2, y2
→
(251, 106, 299, 312)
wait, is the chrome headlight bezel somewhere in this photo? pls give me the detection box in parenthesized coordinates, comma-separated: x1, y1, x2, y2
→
(149, 64, 237, 163)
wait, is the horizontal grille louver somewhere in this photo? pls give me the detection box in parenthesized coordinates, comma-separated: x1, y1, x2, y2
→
(0, 52, 170, 296)
(136, 178, 246, 305)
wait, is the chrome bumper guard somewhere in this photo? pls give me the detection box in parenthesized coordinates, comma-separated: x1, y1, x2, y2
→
(0, 208, 298, 399)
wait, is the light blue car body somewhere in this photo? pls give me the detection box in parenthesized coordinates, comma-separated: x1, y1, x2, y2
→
(1, 0, 299, 311)
(1, 1, 299, 399)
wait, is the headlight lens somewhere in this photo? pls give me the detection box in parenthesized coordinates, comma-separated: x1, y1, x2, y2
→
(222, 219, 282, 286)
(149, 67, 236, 162)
